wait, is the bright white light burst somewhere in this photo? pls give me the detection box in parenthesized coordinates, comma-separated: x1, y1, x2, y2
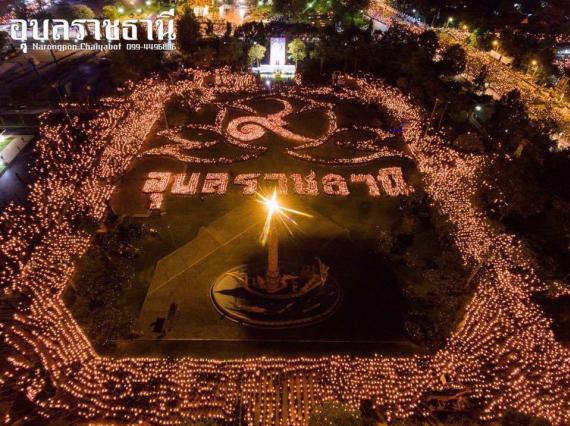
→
(257, 189, 311, 245)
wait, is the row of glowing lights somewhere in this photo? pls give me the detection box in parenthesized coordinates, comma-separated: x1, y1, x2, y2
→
(445, 30, 569, 134)
(374, 0, 557, 71)
(369, 0, 568, 137)
(142, 169, 411, 196)
(144, 93, 410, 165)
(142, 168, 413, 210)
(1, 69, 570, 424)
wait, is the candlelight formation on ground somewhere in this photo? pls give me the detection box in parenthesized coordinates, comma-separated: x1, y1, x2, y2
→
(142, 167, 412, 211)
(1, 68, 569, 425)
(143, 92, 410, 165)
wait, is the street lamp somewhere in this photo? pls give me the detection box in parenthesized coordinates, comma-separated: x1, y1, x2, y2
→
(118, 6, 125, 14)
(492, 40, 502, 58)
(530, 60, 539, 78)
(468, 104, 483, 122)
(445, 16, 453, 28)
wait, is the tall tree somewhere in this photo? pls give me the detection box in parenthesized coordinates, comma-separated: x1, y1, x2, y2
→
(272, 0, 306, 19)
(176, 5, 201, 54)
(109, 23, 164, 80)
(440, 44, 467, 76)
(287, 38, 306, 68)
(418, 29, 439, 58)
(487, 88, 530, 152)
(217, 37, 245, 68)
(11, 0, 31, 19)
(101, 5, 117, 20)
(53, 3, 95, 20)
(248, 43, 266, 67)
(309, 40, 328, 74)
(234, 22, 267, 45)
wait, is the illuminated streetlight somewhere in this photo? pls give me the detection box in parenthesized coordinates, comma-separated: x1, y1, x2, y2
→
(117, 6, 125, 13)
(530, 60, 539, 77)
(469, 104, 483, 121)
(492, 39, 502, 57)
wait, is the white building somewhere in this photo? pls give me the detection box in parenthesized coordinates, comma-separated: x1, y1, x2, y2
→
(252, 37, 296, 75)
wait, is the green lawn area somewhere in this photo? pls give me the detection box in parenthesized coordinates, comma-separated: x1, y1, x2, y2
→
(0, 136, 11, 152)
(0, 136, 14, 175)
(66, 92, 469, 358)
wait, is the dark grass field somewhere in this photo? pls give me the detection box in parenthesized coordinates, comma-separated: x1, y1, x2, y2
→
(70, 93, 467, 358)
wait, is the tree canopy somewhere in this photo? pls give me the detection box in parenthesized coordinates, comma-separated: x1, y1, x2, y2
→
(52, 3, 95, 20)
(102, 5, 118, 20)
(288, 38, 307, 66)
(176, 5, 201, 54)
(248, 43, 267, 67)
(440, 44, 467, 76)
